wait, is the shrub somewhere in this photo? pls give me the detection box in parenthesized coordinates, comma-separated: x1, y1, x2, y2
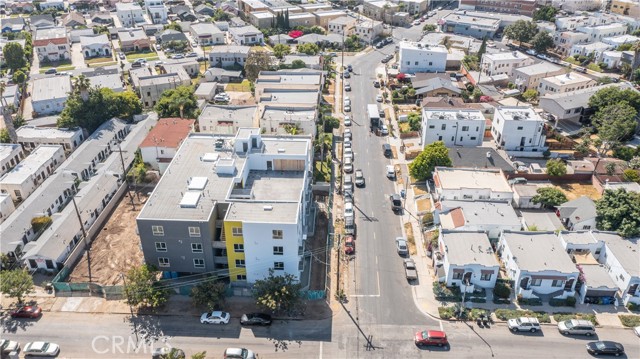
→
(618, 314, 640, 328)
(517, 296, 543, 306)
(31, 216, 52, 233)
(627, 302, 640, 312)
(493, 282, 511, 299)
(494, 309, 550, 323)
(566, 296, 576, 307)
(438, 306, 455, 319)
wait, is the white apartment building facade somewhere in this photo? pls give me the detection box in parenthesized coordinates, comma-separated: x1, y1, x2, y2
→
(354, 20, 384, 44)
(421, 108, 485, 147)
(433, 167, 513, 202)
(513, 62, 565, 91)
(398, 42, 447, 74)
(33, 27, 70, 62)
(492, 106, 547, 154)
(144, 0, 168, 24)
(0, 144, 25, 177)
(16, 126, 84, 154)
(116, 3, 145, 27)
(0, 145, 65, 202)
(538, 72, 596, 96)
(481, 51, 535, 78)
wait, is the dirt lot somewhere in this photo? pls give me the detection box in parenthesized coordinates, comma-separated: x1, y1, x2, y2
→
(554, 182, 602, 201)
(416, 198, 431, 213)
(228, 91, 255, 106)
(67, 191, 147, 285)
(308, 207, 328, 291)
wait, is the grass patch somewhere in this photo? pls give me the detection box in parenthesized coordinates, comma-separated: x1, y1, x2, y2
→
(586, 63, 603, 73)
(416, 197, 431, 212)
(439, 306, 489, 320)
(564, 57, 580, 65)
(39, 60, 72, 70)
(89, 61, 117, 68)
(85, 56, 114, 65)
(618, 314, 640, 328)
(494, 309, 551, 323)
(251, 45, 270, 52)
(413, 184, 428, 196)
(314, 160, 331, 183)
(553, 312, 598, 325)
(404, 222, 416, 255)
(126, 52, 157, 61)
(39, 66, 75, 73)
(225, 79, 251, 92)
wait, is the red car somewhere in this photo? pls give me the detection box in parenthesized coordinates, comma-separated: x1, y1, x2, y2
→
(11, 305, 42, 319)
(415, 330, 448, 347)
(344, 235, 355, 255)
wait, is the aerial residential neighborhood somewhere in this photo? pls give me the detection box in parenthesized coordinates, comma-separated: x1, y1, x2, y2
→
(1, 0, 640, 358)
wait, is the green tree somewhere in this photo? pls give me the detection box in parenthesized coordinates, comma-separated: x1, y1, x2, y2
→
(423, 24, 437, 32)
(159, 348, 185, 359)
(58, 88, 142, 132)
(155, 86, 198, 119)
(123, 264, 169, 309)
(93, 25, 110, 36)
(13, 115, 26, 129)
(308, 26, 325, 34)
(297, 43, 320, 55)
(113, 90, 143, 120)
(244, 50, 275, 82)
(533, 5, 558, 22)
(504, 20, 538, 45)
(477, 37, 487, 58)
(290, 59, 306, 69)
(12, 70, 27, 85)
(191, 352, 207, 359)
(531, 31, 553, 53)
(591, 103, 638, 156)
(190, 278, 227, 310)
(0, 269, 34, 304)
(522, 89, 539, 102)
(164, 22, 183, 32)
(72, 74, 91, 101)
(164, 40, 188, 53)
(409, 141, 452, 181)
(0, 129, 10, 143)
(630, 156, 640, 169)
(596, 188, 640, 237)
(618, 43, 633, 51)
(272, 44, 291, 59)
(212, 8, 231, 21)
(408, 112, 421, 131)
(545, 159, 566, 176)
(323, 116, 340, 132)
(589, 86, 640, 113)
(3, 42, 26, 71)
(253, 269, 304, 316)
(623, 169, 640, 183)
(462, 55, 479, 70)
(532, 187, 567, 208)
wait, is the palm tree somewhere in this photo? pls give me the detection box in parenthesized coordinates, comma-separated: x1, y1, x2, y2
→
(0, 81, 17, 143)
(72, 75, 91, 101)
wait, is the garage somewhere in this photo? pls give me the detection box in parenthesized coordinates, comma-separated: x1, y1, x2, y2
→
(579, 264, 619, 305)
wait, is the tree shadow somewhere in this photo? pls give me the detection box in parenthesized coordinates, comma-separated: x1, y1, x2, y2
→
(0, 315, 37, 334)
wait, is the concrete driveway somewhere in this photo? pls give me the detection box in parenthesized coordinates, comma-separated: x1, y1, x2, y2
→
(71, 43, 87, 69)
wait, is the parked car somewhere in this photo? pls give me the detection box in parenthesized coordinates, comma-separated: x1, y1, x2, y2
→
(118, 52, 125, 60)
(344, 235, 355, 255)
(155, 60, 165, 66)
(192, 41, 198, 47)
(347, 64, 353, 72)
(343, 71, 350, 78)
(344, 105, 351, 112)
(186, 52, 198, 57)
(200, 311, 230, 324)
(172, 54, 185, 59)
(376, 94, 383, 102)
(343, 128, 352, 140)
(355, 169, 365, 187)
(386, 165, 395, 179)
(380, 124, 389, 135)
(508, 317, 540, 332)
(240, 313, 272, 326)
(0, 339, 20, 355)
(558, 319, 596, 336)
(343, 97, 351, 106)
(375, 42, 384, 49)
(23, 342, 59, 357)
(396, 237, 408, 255)
(379, 109, 385, 118)
(412, 20, 421, 26)
(382, 144, 392, 157)
(343, 147, 353, 161)
(214, 93, 230, 102)
(11, 306, 42, 318)
(373, 80, 380, 88)
(344, 157, 353, 173)
(344, 116, 351, 126)
(414, 330, 448, 347)
(155, 44, 161, 51)
(344, 82, 351, 91)
(223, 348, 256, 359)
(385, 37, 393, 44)
(575, 66, 587, 73)
(44, 68, 57, 75)
(586, 341, 624, 356)
(404, 258, 418, 280)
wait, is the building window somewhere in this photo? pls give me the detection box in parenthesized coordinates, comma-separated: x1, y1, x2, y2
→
(461, 126, 469, 131)
(235, 259, 245, 268)
(155, 242, 167, 252)
(193, 258, 205, 268)
(453, 271, 463, 280)
(441, 124, 446, 130)
(272, 230, 283, 239)
(428, 125, 435, 129)
(234, 243, 244, 252)
(531, 278, 542, 286)
(232, 227, 243, 236)
(236, 274, 247, 280)
(158, 257, 170, 267)
(191, 243, 203, 253)
(470, 137, 477, 140)
(274, 262, 284, 270)
(551, 279, 563, 287)
(517, 126, 523, 130)
(152, 225, 164, 236)
(189, 226, 201, 237)
(273, 246, 284, 255)
(480, 272, 492, 281)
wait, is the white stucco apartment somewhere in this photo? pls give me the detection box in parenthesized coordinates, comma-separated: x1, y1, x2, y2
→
(513, 62, 566, 92)
(0, 145, 65, 202)
(116, 2, 145, 27)
(421, 108, 485, 147)
(499, 231, 579, 301)
(33, 27, 70, 62)
(481, 51, 535, 78)
(538, 72, 597, 96)
(199, 105, 257, 134)
(398, 42, 447, 74)
(0, 193, 15, 224)
(208, 46, 251, 68)
(190, 23, 225, 45)
(16, 126, 84, 154)
(491, 106, 547, 155)
(229, 25, 264, 45)
(80, 34, 112, 58)
(433, 167, 513, 202)
(144, 0, 168, 24)
(31, 75, 72, 116)
(0, 144, 25, 177)
(354, 19, 384, 44)
(435, 200, 521, 239)
(436, 230, 500, 291)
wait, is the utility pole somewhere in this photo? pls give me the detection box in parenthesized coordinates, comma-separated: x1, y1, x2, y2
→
(121, 273, 139, 344)
(336, 233, 341, 297)
(71, 195, 92, 283)
(114, 143, 136, 210)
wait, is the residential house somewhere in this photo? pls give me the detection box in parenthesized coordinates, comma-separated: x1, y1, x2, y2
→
(16, 126, 84, 154)
(602, 34, 640, 47)
(557, 196, 597, 231)
(136, 128, 314, 284)
(116, 3, 145, 27)
(600, 51, 623, 69)
(288, 13, 316, 28)
(362, 1, 399, 23)
(298, 3, 332, 13)
(268, 34, 293, 45)
(39, 0, 65, 10)
(194, 82, 220, 101)
(433, 167, 513, 201)
(145, 0, 168, 24)
(118, 28, 151, 52)
(328, 16, 357, 36)
(413, 76, 463, 98)
(440, 12, 501, 39)
(447, 147, 515, 174)
(569, 41, 613, 60)
(435, 200, 521, 240)
(592, 231, 640, 306)
(31, 75, 72, 116)
(577, 23, 627, 42)
(511, 183, 555, 209)
(198, 105, 257, 134)
(459, 0, 536, 16)
(139, 118, 195, 173)
(0, 144, 25, 177)
(190, 23, 225, 45)
(9, 2, 35, 13)
(61, 12, 86, 28)
(90, 12, 114, 26)
(1, 17, 26, 33)
(513, 62, 567, 92)
(29, 15, 57, 30)
(421, 108, 485, 147)
(80, 34, 112, 58)
(194, 4, 216, 16)
(397, 0, 429, 15)
(436, 230, 500, 292)
(492, 106, 547, 155)
(538, 72, 596, 96)
(136, 70, 191, 107)
(481, 51, 535, 79)
(398, 42, 447, 74)
(204, 68, 243, 82)
(229, 25, 264, 45)
(611, 0, 640, 18)
(354, 20, 384, 44)
(33, 27, 70, 62)
(0, 145, 65, 202)
(313, 10, 348, 29)
(519, 210, 565, 232)
(69, 28, 95, 43)
(237, 0, 268, 13)
(554, 31, 590, 57)
(552, 0, 603, 13)
(0, 82, 21, 113)
(499, 231, 579, 301)
(208, 45, 251, 68)
(282, 55, 321, 70)
(259, 104, 317, 136)
(170, 5, 196, 22)
(157, 29, 188, 45)
(247, 12, 274, 29)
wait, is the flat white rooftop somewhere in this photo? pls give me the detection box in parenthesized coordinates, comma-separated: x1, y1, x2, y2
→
(543, 72, 593, 86)
(424, 109, 485, 121)
(16, 126, 80, 140)
(485, 51, 529, 62)
(495, 106, 544, 122)
(0, 144, 22, 162)
(0, 145, 62, 185)
(435, 167, 511, 193)
(400, 42, 448, 53)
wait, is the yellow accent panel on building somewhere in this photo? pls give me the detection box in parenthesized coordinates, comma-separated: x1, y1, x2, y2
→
(224, 220, 246, 281)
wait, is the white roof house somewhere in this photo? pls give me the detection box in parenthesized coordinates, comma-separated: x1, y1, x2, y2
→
(31, 75, 72, 116)
(593, 231, 640, 306)
(0, 193, 15, 224)
(539, 72, 597, 96)
(481, 51, 535, 78)
(398, 42, 447, 74)
(0, 145, 66, 202)
(433, 167, 513, 201)
(499, 231, 580, 301)
(16, 126, 84, 154)
(198, 104, 257, 134)
(0, 144, 25, 177)
(421, 108, 486, 148)
(491, 106, 547, 155)
(437, 230, 500, 290)
(513, 62, 567, 92)
(436, 200, 522, 239)
(259, 104, 317, 136)
(190, 22, 224, 45)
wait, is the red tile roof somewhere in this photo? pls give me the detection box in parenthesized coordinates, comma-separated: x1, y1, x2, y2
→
(449, 208, 466, 228)
(139, 118, 195, 149)
(33, 38, 68, 46)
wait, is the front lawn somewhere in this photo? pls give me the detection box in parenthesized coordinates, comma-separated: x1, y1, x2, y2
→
(125, 52, 157, 61)
(618, 314, 640, 328)
(39, 65, 75, 73)
(85, 56, 114, 65)
(39, 60, 72, 70)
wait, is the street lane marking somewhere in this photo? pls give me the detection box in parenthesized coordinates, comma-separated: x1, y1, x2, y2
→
(439, 320, 444, 331)
(319, 341, 323, 359)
